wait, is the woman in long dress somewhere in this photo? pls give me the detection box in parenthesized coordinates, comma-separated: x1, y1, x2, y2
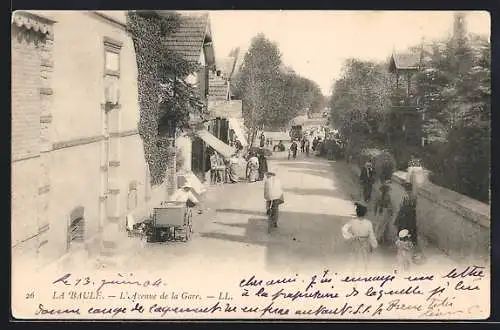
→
(247, 153, 260, 183)
(374, 181, 395, 245)
(394, 182, 418, 248)
(228, 154, 240, 183)
(258, 150, 268, 181)
(342, 202, 378, 273)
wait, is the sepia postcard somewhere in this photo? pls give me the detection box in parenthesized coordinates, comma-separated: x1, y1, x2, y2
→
(11, 10, 491, 320)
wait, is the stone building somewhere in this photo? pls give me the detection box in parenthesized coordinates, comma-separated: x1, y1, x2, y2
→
(11, 11, 165, 270)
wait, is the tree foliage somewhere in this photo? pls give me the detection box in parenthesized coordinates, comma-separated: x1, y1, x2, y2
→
(416, 30, 490, 202)
(127, 11, 206, 186)
(232, 34, 324, 144)
(328, 13, 490, 202)
(329, 59, 393, 145)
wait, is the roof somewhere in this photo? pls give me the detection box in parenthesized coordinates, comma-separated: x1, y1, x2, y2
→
(208, 76, 228, 100)
(12, 11, 55, 36)
(162, 12, 215, 68)
(208, 100, 243, 119)
(390, 53, 421, 71)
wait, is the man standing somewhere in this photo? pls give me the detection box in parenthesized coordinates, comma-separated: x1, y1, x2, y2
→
(289, 140, 298, 159)
(360, 160, 375, 202)
(264, 171, 284, 233)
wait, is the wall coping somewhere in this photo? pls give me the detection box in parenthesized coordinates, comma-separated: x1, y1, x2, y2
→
(392, 170, 490, 228)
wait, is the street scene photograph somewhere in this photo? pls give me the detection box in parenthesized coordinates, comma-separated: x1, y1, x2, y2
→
(11, 10, 491, 320)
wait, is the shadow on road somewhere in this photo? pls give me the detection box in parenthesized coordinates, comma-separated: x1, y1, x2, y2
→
(284, 187, 340, 197)
(201, 208, 355, 272)
(273, 160, 328, 169)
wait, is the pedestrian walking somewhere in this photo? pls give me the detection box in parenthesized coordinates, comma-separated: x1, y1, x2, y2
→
(264, 171, 284, 233)
(359, 160, 375, 202)
(305, 139, 310, 157)
(395, 229, 415, 272)
(260, 133, 266, 148)
(374, 180, 395, 245)
(300, 139, 306, 153)
(342, 202, 378, 273)
(209, 150, 220, 184)
(227, 153, 240, 183)
(247, 152, 260, 183)
(289, 140, 298, 160)
(258, 150, 268, 181)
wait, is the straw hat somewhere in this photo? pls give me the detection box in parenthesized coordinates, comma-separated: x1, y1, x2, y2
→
(398, 229, 411, 238)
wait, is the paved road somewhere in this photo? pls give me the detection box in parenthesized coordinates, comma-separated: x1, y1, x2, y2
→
(45, 150, 457, 277)
(114, 151, 455, 276)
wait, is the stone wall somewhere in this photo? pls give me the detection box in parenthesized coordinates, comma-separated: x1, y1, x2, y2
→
(392, 171, 490, 263)
(346, 161, 490, 263)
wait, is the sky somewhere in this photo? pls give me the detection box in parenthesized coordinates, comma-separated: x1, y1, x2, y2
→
(207, 11, 491, 96)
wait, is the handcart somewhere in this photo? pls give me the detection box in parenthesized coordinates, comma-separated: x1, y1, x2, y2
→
(147, 201, 193, 243)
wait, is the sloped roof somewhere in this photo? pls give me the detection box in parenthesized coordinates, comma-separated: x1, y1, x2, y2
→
(163, 12, 215, 67)
(390, 53, 421, 71)
(208, 76, 228, 99)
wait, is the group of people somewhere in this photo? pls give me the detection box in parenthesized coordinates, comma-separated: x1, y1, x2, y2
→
(341, 158, 422, 272)
(246, 149, 269, 183)
(208, 149, 241, 185)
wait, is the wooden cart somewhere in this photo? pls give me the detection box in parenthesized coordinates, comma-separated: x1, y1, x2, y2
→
(148, 201, 193, 242)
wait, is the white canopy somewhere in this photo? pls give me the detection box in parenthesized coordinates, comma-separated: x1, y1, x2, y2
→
(228, 117, 248, 147)
(196, 129, 236, 159)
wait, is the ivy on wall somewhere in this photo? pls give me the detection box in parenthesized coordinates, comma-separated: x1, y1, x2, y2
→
(127, 11, 207, 186)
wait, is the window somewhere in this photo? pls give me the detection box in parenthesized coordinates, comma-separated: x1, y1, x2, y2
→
(103, 37, 122, 77)
(103, 37, 122, 106)
(105, 51, 120, 73)
(127, 181, 138, 210)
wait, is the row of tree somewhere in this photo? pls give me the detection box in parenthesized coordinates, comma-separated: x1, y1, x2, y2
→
(232, 34, 325, 146)
(329, 14, 490, 202)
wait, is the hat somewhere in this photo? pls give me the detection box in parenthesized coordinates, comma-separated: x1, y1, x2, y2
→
(354, 202, 368, 217)
(265, 171, 276, 176)
(181, 183, 192, 189)
(398, 229, 411, 238)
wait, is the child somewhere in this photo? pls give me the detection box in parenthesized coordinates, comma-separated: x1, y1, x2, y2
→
(395, 229, 415, 271)
(342, 202, 378, 272)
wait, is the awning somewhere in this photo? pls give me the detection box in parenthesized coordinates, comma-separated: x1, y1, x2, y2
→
(196, 129, 236, 159)
(228, 117, 248, 147)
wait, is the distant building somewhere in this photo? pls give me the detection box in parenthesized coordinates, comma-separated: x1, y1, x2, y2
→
(207, 51, 247, 154)
(388, 51, 423, 147)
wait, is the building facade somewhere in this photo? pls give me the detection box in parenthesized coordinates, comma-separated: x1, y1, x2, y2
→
(11, 11, 162, 269)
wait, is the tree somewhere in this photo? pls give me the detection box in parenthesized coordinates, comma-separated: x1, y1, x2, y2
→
(412, 17, 490, 202)
(329, 59, 392, 147)
(232, 34, 282, 146)
(232, 33, 325, 142)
